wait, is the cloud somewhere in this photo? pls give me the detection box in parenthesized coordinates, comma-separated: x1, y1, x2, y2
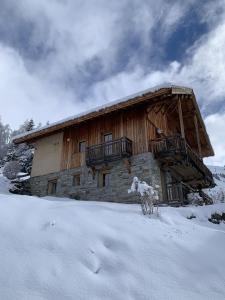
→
(0, 45, 79, 126)
(0, 0, 225, 165)
(0, 0, 192, 125)
(204, 113, 225, 166)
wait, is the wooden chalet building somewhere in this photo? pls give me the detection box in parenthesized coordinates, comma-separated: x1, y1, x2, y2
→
(14, 85, 215, 204)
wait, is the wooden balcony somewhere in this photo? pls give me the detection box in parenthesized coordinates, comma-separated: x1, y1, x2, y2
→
(86, 137, 132, 166)
(150, 135, 215, 189)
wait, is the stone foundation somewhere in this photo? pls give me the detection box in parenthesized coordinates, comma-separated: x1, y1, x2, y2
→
(29, 152, 162, 203)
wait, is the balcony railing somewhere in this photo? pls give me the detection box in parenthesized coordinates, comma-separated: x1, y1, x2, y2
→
(86, 137, 132, 166)
(150, 135, 214, 187)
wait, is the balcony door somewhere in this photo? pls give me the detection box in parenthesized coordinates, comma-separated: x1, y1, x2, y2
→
(104, 133, 113, 156)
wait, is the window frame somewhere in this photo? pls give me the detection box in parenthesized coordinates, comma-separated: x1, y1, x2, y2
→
(103, 133, 113, 143)
(47, 179, 58, 195)
(98, 170, 111, 188)
(73, 174, 81, 186)
(79, 140, 86, 153)
(103, 133, 113, 156)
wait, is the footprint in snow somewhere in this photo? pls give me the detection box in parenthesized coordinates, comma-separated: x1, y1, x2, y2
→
(42, 220, 56, 230)
(89, 248, 101, 274)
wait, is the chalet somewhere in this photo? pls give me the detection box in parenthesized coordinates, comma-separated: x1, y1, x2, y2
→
(14, 85, 215, 204)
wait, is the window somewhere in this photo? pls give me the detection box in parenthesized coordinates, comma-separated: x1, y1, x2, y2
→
(104, 133, 113, 156)
(79, 141, 86, 152)
(47, 179, 57, 195)
(104, 133, 112, 142)
(103, 172, 110, 187)
(98, 171, 111, 188)
(73, 174, 81, 186)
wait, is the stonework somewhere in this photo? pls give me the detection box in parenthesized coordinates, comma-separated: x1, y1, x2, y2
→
(29, 152, 162, 203)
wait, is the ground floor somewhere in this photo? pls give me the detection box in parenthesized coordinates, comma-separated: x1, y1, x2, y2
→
(30, 152, 163, 203)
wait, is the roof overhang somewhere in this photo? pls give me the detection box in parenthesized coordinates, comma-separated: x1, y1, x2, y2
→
(13, 84, 214, 157)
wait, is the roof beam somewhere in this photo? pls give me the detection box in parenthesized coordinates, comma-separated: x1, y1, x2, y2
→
(194, 114, 202, 158)
(178, 97, 185, 139)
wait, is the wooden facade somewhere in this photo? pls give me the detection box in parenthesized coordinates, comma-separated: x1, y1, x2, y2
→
(14, 86, 215, 204)
(60, 106, 149, 170)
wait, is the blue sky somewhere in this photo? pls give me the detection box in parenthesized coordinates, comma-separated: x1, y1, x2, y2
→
(0, 0, 225, 165)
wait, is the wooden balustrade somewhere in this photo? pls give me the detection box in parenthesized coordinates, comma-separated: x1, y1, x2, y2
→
(86, 137, 132, 166)
(150, 135, 214, 187)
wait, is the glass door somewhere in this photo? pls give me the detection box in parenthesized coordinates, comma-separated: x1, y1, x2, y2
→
(104, 133, 113, 156)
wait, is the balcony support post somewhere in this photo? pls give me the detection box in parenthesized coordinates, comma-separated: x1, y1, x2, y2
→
(120, 112, 124, 137)
(194, 114, 202, 158)
(178, 97, 185, 139)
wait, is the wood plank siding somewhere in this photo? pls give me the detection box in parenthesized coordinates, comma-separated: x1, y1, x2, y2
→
(58, 93, 213, 171)
(61, 106, 149, 170)
(13, 86, 214, 181)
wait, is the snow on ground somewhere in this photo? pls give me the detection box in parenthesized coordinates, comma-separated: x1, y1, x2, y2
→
(0, 174, 225, 300)
(208, 165, 225, 191)
(0, 168, 11, 194)
(1, 196, 225, 300)
(206, 165, 225, 201)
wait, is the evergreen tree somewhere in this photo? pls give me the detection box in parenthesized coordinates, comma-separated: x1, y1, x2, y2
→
(0, 117, 11, 165)
(2, 119, 35, 174)
(25, 119, 35, 132)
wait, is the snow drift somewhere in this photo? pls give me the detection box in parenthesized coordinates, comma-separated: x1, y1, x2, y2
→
(0, 175, 225, 300)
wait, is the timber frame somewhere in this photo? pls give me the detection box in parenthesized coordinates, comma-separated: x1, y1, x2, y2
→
(14, 85, 215, 204)
(13, 85, 214, 157)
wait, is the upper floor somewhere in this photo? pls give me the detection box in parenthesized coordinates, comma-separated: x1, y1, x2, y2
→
(14, 85, 214, 188)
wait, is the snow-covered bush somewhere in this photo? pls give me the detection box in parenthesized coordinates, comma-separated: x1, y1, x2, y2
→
(187, 193, 204, 206)
(128, 177, 159, 215)
(3, 161, 21, 180)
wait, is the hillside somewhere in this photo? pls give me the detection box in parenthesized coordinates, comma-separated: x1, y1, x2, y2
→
(208, 165, 225, 190)
(0, 172, 225, 300)
(206, 165, 225, 201)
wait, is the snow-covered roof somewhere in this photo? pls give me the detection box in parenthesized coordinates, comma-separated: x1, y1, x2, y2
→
(13, 83, 193, 144)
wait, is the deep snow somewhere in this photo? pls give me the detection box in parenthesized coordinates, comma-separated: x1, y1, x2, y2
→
(208, 165, 225, 191)
(0, 172, 225, 300)
(206, 165, 225, 201)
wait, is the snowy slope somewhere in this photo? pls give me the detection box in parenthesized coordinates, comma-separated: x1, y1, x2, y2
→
(0, 168, 11, 194)
(206, 165, 225, 201)
(0, 174, 225, 300)
(208, 165, 225, 191)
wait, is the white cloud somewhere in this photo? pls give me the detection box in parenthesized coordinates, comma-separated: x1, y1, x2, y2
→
(0, 0, 192, 126)
(0, 0, 225, 165)
(204, 113, 225, 166)
(0, 45, 80, 127)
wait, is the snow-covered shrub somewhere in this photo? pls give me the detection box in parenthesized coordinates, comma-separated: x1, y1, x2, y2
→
(128, 177, 159, 215)
(188, 191, 214, 206)
(208, 212, 225, 224)
(187, 193, 202, 205)
(207, 189, 225, 204)
(9, 176, 31, 195)
(3, 161, 21, 180)
(215, 190, 225, 203)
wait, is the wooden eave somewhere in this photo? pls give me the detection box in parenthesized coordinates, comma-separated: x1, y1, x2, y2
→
(13, 87, 171, 144)
(188, 92, 214, 157)
(13, 86, 214, 157)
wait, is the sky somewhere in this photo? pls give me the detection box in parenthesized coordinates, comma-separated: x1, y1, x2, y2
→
(0, 0, 225, 166)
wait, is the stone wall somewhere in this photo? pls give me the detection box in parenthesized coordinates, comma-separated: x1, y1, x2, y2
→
(29, 152, 163, 203)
